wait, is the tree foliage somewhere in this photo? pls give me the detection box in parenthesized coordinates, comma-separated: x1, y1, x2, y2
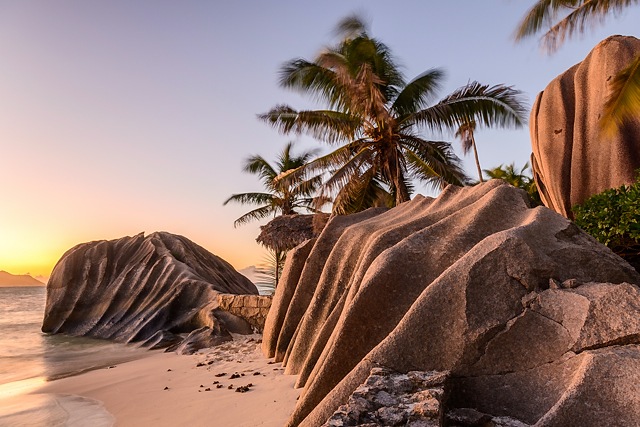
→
(483, 162, 542, 205)
(223, 142, 324, 227)
(573, 174, 640, 268)
(260, 15, 528, 214)
(514, 0, 640, 134)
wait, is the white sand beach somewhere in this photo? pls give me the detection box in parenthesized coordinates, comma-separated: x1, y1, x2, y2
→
(32, 335, 300, 427)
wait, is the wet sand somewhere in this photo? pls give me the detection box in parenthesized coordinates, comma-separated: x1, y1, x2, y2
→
(30, 335, 300, 426)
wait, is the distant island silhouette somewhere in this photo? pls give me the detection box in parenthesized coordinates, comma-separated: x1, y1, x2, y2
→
(0, 271, 44, 287)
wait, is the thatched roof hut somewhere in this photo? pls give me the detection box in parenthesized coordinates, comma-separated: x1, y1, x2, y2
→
(256, 214, 330, 252)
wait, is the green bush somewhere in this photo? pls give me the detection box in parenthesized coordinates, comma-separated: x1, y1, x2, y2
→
(573, 174, 640, 271)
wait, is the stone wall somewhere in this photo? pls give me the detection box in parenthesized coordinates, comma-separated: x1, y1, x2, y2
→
(217, 294, 272, 332)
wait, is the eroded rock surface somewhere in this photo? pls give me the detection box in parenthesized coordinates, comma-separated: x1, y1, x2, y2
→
(42, 232, 257, 352)
(323, 368, 447, 427)
(262, 180, 640, 426)
(530, 35, 640, 218)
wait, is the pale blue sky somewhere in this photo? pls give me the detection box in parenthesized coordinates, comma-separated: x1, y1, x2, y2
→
(1, 1, 639, 276)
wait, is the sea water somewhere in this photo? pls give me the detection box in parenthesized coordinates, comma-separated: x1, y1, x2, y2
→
(0, 287, 149, 426)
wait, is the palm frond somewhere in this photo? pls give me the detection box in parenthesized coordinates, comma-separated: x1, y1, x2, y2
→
(333, 14, 369, 40)
(410, 82, 528, 133)
(280, 57, 352, 110)
(232, 205, 276, 228)
(542, 0, 635, 52)
(392, 69, 445, 116)
(514, 0, 578, 43)
(255, 249, 287, 291)
(601, 54, 640, 135)
(223, 192, 274, 207)
(258, 105, 360, 144)
(514, 0, 638, 52)
(332, 167, 392, 215)
(243, 155, 278, 186)
(320, 146, 376, 198)
(403, 136, 468, 188)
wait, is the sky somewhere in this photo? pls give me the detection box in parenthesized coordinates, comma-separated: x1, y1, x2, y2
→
(1, 1, 639, 279)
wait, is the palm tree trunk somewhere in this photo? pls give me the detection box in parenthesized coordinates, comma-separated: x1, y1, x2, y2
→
(471, 134, 484, 183)
(274, 249, 281, 287)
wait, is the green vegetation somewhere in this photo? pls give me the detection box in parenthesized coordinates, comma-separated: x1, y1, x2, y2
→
(223, 142, 325, 227)
(573, 174, 640, 270)
(483, 162, 541, 205)
(260, 15, 528, 214)
(515, 0, 640, 135)
(224, 142, 326, 289)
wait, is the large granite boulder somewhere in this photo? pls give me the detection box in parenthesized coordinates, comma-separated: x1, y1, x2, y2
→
(530, 35, 640, 219)
(42, 232, 258, 351)
(262, 180, 640, 426)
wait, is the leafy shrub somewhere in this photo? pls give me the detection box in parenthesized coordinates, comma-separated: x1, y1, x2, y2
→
(573, 174, 640, 271)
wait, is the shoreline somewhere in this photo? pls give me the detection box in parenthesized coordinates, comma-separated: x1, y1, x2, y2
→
(30, 334, 299, 426)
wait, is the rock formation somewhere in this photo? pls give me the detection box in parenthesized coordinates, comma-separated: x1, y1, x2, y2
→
(323, 368, 447, 427)
(42, 232, 258, 352)
(0, 270, 44, 287)
(530, 35, 640, 218)
(262, 180, 640, 426)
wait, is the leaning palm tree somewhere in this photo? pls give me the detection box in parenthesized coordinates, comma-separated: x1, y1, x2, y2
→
(455, 119, 484, 183)
(514, 0, 640, 134)
(223, 142, 323, 227)
(260, 15, 528, 214)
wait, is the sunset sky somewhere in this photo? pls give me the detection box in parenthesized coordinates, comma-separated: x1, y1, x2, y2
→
(2, 1, 639, 279)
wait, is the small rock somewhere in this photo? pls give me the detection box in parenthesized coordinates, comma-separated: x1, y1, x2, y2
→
(196, 362, 206, 367)
(214, 372, 226, 377)
(230, 373, 241, 379)
(253, 372, 261, 376)
(167, 369, 172, 372)
(562, 278, 581, 288)
(164, 386, 169, 390)
(228, 385, 234, 389)
(549, 278, 562, 289)
(216, 384, 223, 389)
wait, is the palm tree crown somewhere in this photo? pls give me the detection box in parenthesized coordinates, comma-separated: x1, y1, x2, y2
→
(223, 142, 323, 227)
(514, 0, 640, 134)
(260, 15, 528, 214)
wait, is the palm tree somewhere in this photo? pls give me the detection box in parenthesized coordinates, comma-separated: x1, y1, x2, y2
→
(484, 162, 541, 205)
(260, 15, 528, 214)
(224, 142, 324, 288)
(455, 119, 484, 183)
(223, 142, 323, 227)
(514, 0, 640, 134)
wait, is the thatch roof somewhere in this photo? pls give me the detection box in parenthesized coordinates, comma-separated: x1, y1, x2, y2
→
(256, 214, 330, 252)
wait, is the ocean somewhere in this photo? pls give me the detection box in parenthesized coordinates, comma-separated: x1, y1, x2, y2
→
(0, 286, 149, 426)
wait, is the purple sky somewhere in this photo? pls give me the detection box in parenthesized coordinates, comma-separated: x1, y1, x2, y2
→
(1, 1, 639, 277)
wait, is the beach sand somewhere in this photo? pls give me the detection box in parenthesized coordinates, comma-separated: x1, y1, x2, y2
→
(33, 334, 300, 427)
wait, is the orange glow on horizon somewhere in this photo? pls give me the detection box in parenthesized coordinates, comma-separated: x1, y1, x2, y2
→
(0, 225, 266, 280)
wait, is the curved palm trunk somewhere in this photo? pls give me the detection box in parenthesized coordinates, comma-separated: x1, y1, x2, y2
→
(471, 134, 484, 183)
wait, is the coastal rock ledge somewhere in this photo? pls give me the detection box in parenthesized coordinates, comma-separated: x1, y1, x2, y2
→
(42, 232, 258, 352)
(263, 180, 640, 427)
